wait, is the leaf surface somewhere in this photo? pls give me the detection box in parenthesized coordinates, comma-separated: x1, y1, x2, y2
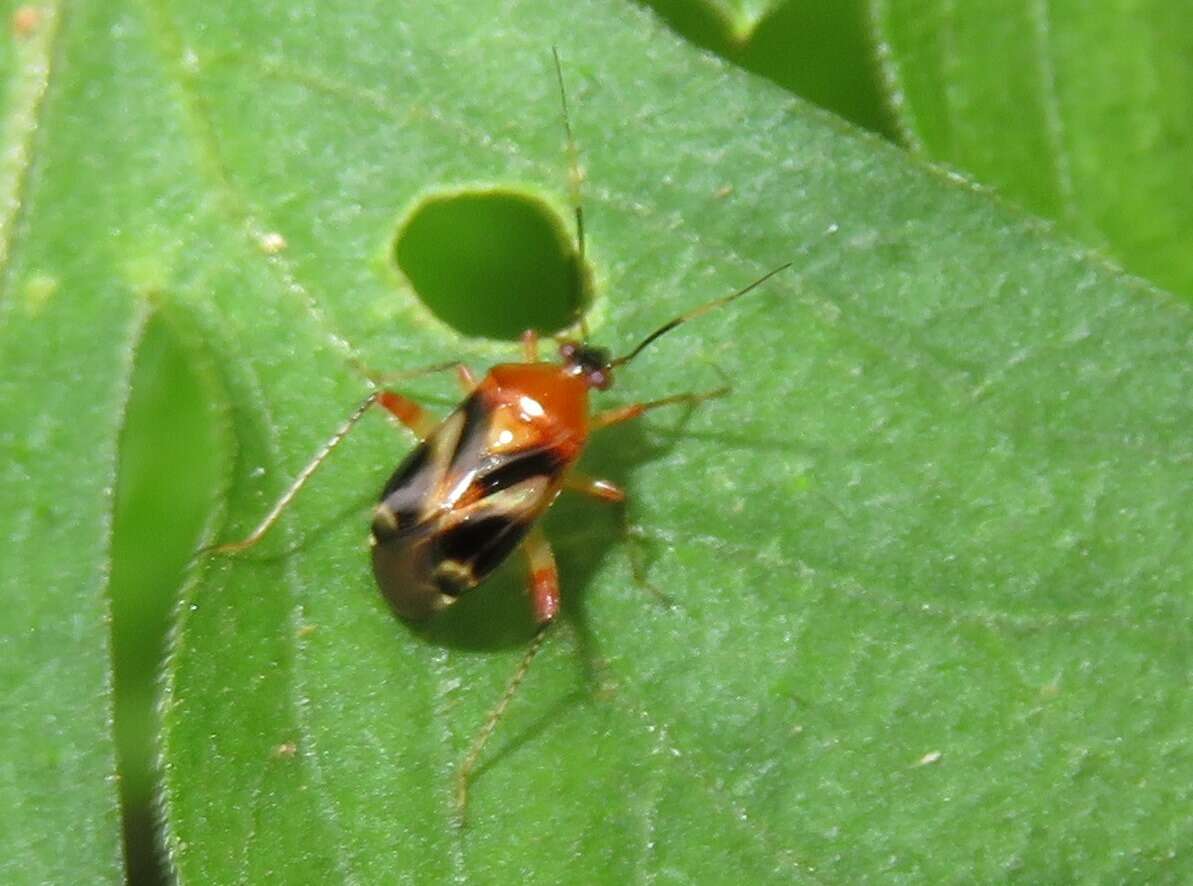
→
(0, 3, 127, 881)
(875, 0, 1193, 299)
(2, 0, 1189, 882)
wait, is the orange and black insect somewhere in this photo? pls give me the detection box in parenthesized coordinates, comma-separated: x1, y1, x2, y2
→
(212, 50, 790, 814)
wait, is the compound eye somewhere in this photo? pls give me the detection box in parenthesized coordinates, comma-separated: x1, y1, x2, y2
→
(559, 341, 578, 360)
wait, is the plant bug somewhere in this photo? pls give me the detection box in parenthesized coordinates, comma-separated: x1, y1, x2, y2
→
(211, 49, 791, 818)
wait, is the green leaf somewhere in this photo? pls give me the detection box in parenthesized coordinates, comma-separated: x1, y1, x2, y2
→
(0, 3, 126, 882)
(644, 0, 895, 135)
(109, 312, 225, 885)
(874, 0, 1193, 299)
(3, 0, 1190, 882)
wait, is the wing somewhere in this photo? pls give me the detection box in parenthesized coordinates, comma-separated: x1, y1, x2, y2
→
(373, 389, 574, 602)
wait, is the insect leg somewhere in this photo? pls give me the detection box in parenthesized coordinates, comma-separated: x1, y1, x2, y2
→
(457, 363, 478, 393)
(365, 357, 478, 430)
(590, 385, 730, 432)
(523, 525, 561, 624)
(209, 383, 442, 555)
(588, 383, 731, 600)
(454, 625, 549, 820)
(375, 390, 438, 439)
(563, 471, 625, 503)
(209, 392, 381, 554)
(454, 528, 559, 819)
(358, 359, 464, 387)
(521, 328, 540, 362)
(563, 472, 673, 609)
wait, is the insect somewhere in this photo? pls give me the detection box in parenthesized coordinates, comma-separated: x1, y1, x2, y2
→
(211, 50, 791, 817)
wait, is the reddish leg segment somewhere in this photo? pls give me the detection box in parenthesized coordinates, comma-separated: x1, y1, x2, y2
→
(457, 363, 478, 393)
(211, 356, 468, 555)
(590, 386, 729, 432)
(376, 390, 438, 439)
(523, 526, 561, 624)
(564, 472, 625, 503)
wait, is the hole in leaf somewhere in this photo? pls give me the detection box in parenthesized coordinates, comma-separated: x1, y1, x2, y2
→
(393, 188, 590, 340)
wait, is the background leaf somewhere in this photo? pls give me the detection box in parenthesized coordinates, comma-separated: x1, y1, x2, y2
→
(157, 0, 1188, 881)
(874, 0, 1193, 299)
(110, 313, 224, 886)
(644, 0, 895, 135)
(3, 0, 1190, 882)
(1, 2, 127, 882)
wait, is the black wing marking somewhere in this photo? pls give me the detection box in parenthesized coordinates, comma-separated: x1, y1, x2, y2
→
(432, 476, 551, 589)
(375, 407, 468, 538)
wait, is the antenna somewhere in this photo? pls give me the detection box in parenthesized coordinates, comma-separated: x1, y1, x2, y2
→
(611, 262, 793, 367)
(607, 218, 849, 368)
(552, 47, 590, 340)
